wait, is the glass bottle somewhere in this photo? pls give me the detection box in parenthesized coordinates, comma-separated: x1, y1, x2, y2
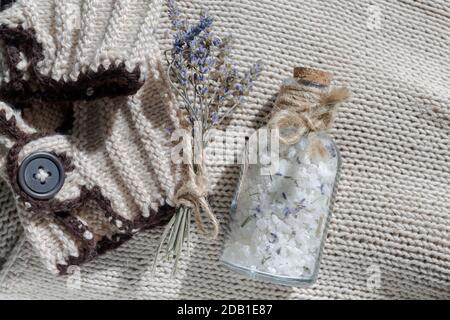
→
(221, 67, 342, 286)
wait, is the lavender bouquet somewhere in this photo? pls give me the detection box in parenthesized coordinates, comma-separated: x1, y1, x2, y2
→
(153, 0, 262, 274)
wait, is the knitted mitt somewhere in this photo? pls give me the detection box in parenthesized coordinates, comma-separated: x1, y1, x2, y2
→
(0, 0, 160, 103)
(0, 0, 182, 275)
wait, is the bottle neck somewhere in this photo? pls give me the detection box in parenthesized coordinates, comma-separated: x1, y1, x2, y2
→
(278, 77, 329, 112)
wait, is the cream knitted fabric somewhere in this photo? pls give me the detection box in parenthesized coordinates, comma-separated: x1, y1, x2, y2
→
(0, 0, 182, 275)
(1, 0, 449, 299)
(0, 179, 21, 267)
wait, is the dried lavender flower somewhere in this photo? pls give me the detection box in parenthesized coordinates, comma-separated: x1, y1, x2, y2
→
(211, 112, 219, 124)
(165, 0, 262, 131)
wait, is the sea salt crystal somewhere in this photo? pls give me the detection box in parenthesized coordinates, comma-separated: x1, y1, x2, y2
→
(287, 147, 297, 159)
(275, 159, 290, 177)
(222, 133, 339, 284)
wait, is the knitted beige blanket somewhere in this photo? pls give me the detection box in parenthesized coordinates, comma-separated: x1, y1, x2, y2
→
(0, 0, 449, 299)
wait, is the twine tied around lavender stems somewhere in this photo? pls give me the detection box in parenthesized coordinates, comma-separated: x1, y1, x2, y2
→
(173, 129, 219, 239)
(268, 67, 351, 145)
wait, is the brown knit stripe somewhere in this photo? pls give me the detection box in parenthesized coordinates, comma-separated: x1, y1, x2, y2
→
(0, 108, 28, 141)
(0, 0, 15, 11)
(56, 202, 175, 275)
(55, 202, 174, 275)
(0, 25, 144, 103)
(54, 211, 98, 275)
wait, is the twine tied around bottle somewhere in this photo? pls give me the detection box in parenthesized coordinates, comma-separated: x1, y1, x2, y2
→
(267, 67, 351, 145)
(174, 127, 219, 239)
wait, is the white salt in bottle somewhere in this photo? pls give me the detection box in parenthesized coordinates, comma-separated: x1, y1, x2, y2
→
(221, 67, 348, 286)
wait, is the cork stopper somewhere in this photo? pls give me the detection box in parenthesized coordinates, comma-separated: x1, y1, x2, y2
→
(293, 67, 333, 87)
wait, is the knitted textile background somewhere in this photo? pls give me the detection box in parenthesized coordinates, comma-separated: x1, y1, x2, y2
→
(0, 0, 449, 299)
